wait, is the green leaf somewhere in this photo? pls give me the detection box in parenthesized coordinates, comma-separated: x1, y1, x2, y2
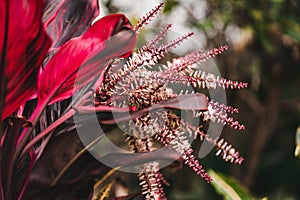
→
(163, 0, 179, 13)
(285, 21, 300, 43)
(93, 183, 113, 200)
(208, 169, 254, 200)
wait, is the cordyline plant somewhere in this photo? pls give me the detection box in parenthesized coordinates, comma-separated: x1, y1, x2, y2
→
(0, 1, 247, 199)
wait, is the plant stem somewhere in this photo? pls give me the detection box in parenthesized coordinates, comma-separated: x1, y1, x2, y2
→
(93, 167, 120, 190)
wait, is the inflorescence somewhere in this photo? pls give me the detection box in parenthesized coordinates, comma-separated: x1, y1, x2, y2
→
(95, 2, 247, 199)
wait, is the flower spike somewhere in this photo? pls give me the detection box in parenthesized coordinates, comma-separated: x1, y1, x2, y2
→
(181, 120, 244, 165)
(134, 2, 165, 33)
(143, 24, 172, 50)
(166, 45, 229, 73)
(182, 149, 212, 183)
(163, 32, 194, 52)
(100, 32, 194, 96)
(148, 71, 247, 90)
(209, 99, 239, 114)
(138, 162, 167, 200)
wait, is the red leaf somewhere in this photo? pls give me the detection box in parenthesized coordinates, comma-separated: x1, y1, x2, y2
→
(38, 14, 136, 105)
(0, 117, 32, 199)
(98, 93, 208, 124)
(43, 0, 100, 48)
(100, 150, 180, 169)
(157, 93, 208, 110)
(0, 0, 52, 120)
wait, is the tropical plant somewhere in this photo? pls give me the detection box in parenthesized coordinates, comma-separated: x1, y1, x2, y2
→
(0, 1, 247, 199)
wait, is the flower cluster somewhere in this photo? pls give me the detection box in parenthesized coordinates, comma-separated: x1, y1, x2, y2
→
(94, 2, 247, 199)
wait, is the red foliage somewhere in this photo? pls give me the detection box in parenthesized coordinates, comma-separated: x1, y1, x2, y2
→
(38, 14, 136, 105)
(0, 0, 51, 120)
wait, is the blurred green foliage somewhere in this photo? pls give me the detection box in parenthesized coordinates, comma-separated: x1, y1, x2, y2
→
(163, 0, 179, 13)
(208, 169, 254, 200)
(195, 0, 300, 199)
(190, 0, 300, 199)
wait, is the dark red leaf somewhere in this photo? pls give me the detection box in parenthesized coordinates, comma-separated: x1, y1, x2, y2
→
(157, 93, 208, 110)
(98, 93, 208, 124)
(100, 150, 180, 169)
(38, 14, 136, 105)
(0, 117, 32, 199)
(43, 0, 99, 48)
(14, 150, 36, 200)
(26, 131, 108, 200)
(0, 0, 52, 120)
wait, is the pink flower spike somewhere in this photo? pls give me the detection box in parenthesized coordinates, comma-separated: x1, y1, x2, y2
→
(182, 148, 212, 183)
(134, 2, 165, 33)
(167, 45, 229, 73)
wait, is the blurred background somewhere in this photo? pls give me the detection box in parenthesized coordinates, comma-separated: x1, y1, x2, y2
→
(99, 0, 300, 199)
